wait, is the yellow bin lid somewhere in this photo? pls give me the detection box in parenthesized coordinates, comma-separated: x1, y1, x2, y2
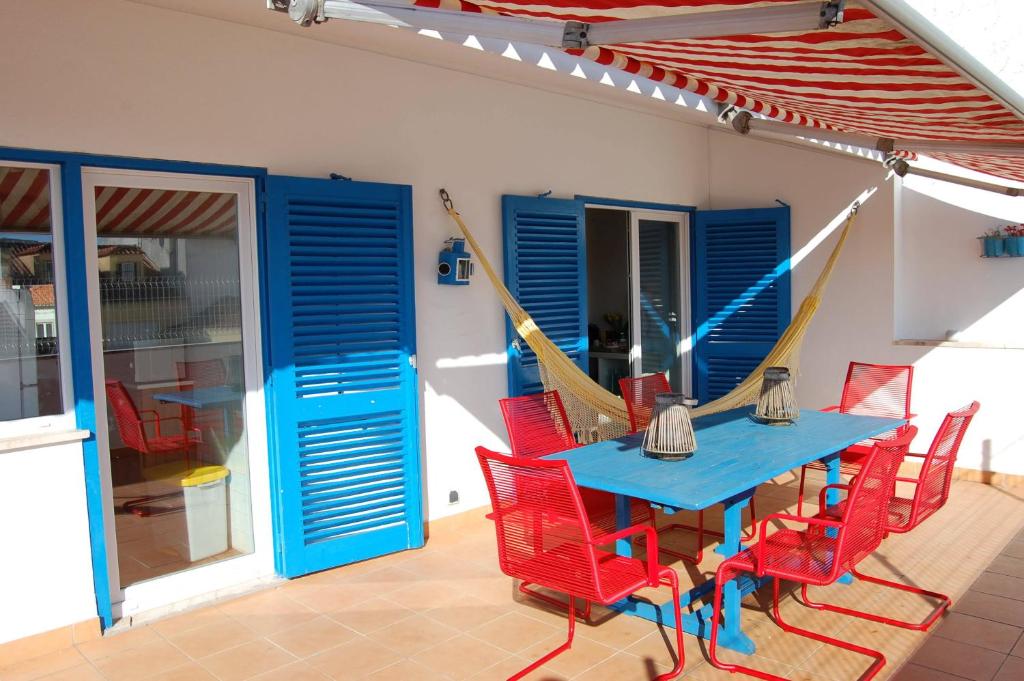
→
(180, 465, 229, 487)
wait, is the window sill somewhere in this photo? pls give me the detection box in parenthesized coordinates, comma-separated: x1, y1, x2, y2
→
(894, 338, 1024, 350)
(0, 429, 91, 454)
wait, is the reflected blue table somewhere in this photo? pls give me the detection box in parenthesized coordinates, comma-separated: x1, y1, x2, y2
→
(153, 386, 241, 437)
(543, 407, 904, 654)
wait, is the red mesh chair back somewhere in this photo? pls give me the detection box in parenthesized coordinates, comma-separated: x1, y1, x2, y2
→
(476, 446, 604, 601)
(105, 380, 150, 454)
(176, 359, 228, 388)
(619, 373, 671, 432)
(499, 391, 578, 459)
(835, 426, 917, 570)
(913, 401, 980, 524)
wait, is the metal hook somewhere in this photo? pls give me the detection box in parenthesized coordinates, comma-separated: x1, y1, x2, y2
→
(439, 188, 454, 212)
(537, 190, 553, 198)
(329, 173, 352, 181)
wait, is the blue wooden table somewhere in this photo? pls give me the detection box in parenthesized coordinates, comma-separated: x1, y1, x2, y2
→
(153, 386, 241, 436)
(543, 407, 903, 654)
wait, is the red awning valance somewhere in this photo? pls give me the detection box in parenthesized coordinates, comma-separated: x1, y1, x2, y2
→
(415, 0, 1023, 182)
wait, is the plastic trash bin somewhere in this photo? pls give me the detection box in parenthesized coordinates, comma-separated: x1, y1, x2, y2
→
(180, 465, 230, 561)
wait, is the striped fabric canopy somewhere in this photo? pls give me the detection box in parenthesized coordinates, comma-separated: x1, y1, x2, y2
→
(0, 166, 238, 237)
(415, 0, 1023, 182)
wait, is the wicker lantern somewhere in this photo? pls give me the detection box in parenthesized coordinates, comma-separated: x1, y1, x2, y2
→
(754, 366, 799, 424)
(642, 393, 697, 461)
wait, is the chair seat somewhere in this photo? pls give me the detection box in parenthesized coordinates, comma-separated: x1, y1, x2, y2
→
(146, 435, 194, 454)
(819, 495, 916, 530)
(803, 444, 872, 473)
(727, 528, 838, 585)
(580, 488, 651, 534)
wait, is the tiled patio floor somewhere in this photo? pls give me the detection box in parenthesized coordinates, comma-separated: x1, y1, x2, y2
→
(3, 473, 1023, 681)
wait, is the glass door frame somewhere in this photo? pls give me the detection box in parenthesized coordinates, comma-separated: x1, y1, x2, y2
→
(80, 167, 273, 618)
(626, 209, 692, 394)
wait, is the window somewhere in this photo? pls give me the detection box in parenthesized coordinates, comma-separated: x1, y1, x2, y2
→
(0, 162, 69, 424)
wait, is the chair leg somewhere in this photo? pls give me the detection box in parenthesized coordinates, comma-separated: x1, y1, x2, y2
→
(798, 566, 951, 631)
(518, 582, 591, 620)
(653, 570, 685, 681)
(510, 595, 576, 680)
(710, 567, 886, 681)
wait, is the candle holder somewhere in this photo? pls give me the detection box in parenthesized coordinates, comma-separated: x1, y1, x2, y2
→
(753, 366, 799, 425)
(642, 393, 697, 461)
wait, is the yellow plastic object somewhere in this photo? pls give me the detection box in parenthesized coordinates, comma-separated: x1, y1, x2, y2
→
(442, 191, 859, 440)
(180, 465, 229, 487)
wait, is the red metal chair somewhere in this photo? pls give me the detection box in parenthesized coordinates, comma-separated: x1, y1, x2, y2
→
(708, 427, 917, 681)
(499, 391, 650, 616)
(619, 373, 758, 563)
(476, 446, 685, 681)
(105, 380, 200, 516)
(801, 402, 980, 631)
(797, 362, 914, 515)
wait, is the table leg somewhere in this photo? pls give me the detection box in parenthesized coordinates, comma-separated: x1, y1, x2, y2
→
(608, 490, 760, 655)
(823, 451, 853, 584)
(614, 494, 632, 557)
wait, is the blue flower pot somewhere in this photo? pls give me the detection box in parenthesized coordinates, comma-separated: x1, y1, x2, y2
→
(1006, 236, 1024, 257)
(984, 236, 1005, 257)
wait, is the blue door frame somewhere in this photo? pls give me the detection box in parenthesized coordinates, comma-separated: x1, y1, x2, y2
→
(0, 146, 268, 630)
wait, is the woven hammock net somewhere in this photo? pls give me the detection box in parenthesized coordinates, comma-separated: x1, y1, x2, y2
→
(443, 195, 858, 443)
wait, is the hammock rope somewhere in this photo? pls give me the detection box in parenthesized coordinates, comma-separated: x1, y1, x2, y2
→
(440, 189, 859, 442)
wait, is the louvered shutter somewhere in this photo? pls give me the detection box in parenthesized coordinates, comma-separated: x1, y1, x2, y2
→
(693, 207, 790, 403)
(502, 196, 587, 397)
(264, 176, 422, 578)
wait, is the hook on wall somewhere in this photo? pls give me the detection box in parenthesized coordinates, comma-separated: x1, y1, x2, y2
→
(330, 172, 352, 181)
(537, 190, 553, 198)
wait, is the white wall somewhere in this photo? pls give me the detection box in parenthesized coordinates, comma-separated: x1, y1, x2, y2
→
(0, 0, 709, 529)
(708, 130, 1024, 477)
(0, 443, 98, 644)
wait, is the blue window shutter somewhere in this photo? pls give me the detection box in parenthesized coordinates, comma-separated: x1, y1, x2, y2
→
(693, 206, 791, 403)
(264, 175, 423, 578)
(502, 195, 587, 397)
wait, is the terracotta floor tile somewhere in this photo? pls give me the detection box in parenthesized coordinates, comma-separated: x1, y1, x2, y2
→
(910, 637, 1006, 681)
(971, 573, 1024, 603)
(952, 590, 1024, 628)
(1012, 633, 1024, 659)
(248, 661, 331, 681)
(934, 612, 1023, 654)
(891, 663, 970, 681)
(422, 597, 508, 633)
(987, 555, 1024, 580)
(0, 647, 86, 681)
(1001, 541, 1024, 561)
(411, 633, 511, 680)
(32, 665, 104, 681)
(162, 618, 257, 659)
(265, 616, 357, 658)
(520, 633, 616, 678)
(306, 637, 403, 680)
(994, 655, 1024, 681)
(198, 640, 296, 681)
(466, 656, 539, 681)
(218, 590, 318, 637)
(363, 658, 451, 681)
(74, 627, 162, 662)
(149, 608, 235, 639)
(90, 639, 191, 681)
(470, 612, 562, 655)
(146, 662, 219, 681)
(326, 597, 416, 635)
(366, 614, 460, 656)
(284, 583, 376, 615)
(575, 651, 670, 680)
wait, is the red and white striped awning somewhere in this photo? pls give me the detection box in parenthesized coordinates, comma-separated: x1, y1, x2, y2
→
(0, 166, 238, 237)
(415, 0, 1024, 182)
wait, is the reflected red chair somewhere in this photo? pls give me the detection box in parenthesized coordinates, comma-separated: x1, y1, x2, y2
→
(797, 362, 914, 515)
(499, 391, 650, 616)
(619, 373, 758, 564)
(709, 427, 917, 681)
(105, 380, 200, 516)
(801, 402, 979, 631)
(477, 446, 684, 681)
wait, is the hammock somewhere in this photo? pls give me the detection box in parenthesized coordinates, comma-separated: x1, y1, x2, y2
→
(440, 190, 859, 442)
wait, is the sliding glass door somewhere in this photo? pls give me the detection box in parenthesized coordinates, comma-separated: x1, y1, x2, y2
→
(629, 211, 690, 394)
(82, 169, 270, 614)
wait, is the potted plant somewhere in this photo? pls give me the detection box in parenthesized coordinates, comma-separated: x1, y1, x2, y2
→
(981, 227, 1005, 257)
(1005, 225, 1024, 257)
